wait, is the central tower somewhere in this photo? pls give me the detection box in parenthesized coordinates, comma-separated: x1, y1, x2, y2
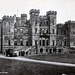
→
(30, 9, 40, 53)
(47, 11, 57, 50)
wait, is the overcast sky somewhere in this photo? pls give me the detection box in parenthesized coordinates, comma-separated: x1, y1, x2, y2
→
(0, 0, 75, 23)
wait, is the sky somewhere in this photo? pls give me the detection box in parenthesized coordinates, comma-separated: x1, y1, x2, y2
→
(0, 0, 75, 23)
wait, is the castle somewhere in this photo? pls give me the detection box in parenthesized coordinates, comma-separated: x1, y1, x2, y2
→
(0, 9, 75, 56)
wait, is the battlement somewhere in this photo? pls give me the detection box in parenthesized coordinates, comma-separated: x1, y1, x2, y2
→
(65, 20, 75, 24)
(16, 17, 21, 20)
(47, 11, 57, 15)
(21, 14, 27, 17)
(29, 9, 40, 14)
(2, 15, 15, 20)
(57, 23, 64, 28)
(40, 15, 47, 20)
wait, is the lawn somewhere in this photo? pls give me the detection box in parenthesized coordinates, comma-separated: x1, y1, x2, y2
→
(0, 54, 75, 75)
(27, 54, 75, 64)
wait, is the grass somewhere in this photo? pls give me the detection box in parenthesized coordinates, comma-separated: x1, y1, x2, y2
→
(27, 54, 75, 64)
(0, 54, 75, 75)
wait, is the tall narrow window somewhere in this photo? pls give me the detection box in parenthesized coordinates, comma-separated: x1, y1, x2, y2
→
(43, 40, 45, 46)
(64, 30, 66, 35)
(14, 41, 17, 46)
(9, 40, 10, 46)
(52, 40, 55, 46)
(35, 40, 37, 45)
(52, 29, 55, 34)
(47, 30, 49, 34)
(21, 41, 23, 46)
(52, 18, 55, 25)
(46, 40, 48, 46)
(40, 40, 41, 46)
(26, 41, 28, 46)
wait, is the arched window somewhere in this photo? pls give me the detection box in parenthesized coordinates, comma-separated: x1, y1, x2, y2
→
(40, 48, 43, 53)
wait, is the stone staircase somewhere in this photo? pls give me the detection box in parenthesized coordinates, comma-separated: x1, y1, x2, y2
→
(14, 46, 36, 56)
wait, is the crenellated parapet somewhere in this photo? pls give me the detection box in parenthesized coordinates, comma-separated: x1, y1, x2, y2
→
(47, 11, 57, 15)
(29, 9, 40, 14)
(21, 14, 27, 17)
(65, 20, 75, 24)
(2, 15, 15, 20)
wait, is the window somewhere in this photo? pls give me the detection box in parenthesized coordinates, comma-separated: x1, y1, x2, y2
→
(57, 30, 58, 35)
(21, 41, 23, 46)
(40, 40, 41, 46)
(35, 40, 37, 45)
(46, 49, 48, 52)
(9, 40, 10, 46)
(35, 28, 37, 33)
(52, 29, 55, 34)
(43, 40, 45, 46)
(14, 41, 17, 46)
(35, 21, 37, 24)
(26, 41, 28, 46)
(46, 40, 48, 46)
(40, 48, 43, 53)
(52, 40, 55, 46)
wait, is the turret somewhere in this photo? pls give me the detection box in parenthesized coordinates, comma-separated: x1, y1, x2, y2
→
(47, 11, 57, 15)
(30, 9, 40, 23)
(21, 14, 27, 24)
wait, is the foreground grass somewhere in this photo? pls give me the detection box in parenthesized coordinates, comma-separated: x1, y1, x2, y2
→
(0, 56, 75, 75)
(27, 54, 75, 64)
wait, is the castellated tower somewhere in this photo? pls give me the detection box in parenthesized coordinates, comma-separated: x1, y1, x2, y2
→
(30, 9, 40, 53)
(2, 15, 15, 53)
(21, 14, 27, 25)
(47, 11, 57, 48)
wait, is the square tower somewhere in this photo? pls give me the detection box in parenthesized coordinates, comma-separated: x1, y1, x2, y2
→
(29, 9, 40, 53)
(47, 11, 57, 48)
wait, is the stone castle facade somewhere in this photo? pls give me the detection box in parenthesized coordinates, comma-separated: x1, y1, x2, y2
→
(0, 9, 75, 56)
(2, 9, 57, 55)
